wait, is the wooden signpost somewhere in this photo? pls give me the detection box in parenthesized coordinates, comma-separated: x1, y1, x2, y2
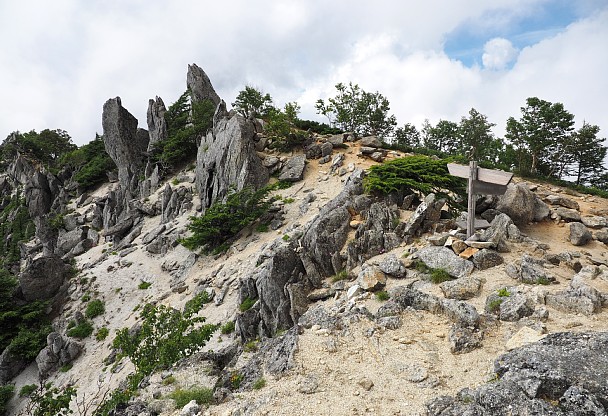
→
(448, 162, 513, 238)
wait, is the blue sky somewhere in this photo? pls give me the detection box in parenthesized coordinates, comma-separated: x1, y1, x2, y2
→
(0, 0, 607, 154)
(445, 0, 607, 68)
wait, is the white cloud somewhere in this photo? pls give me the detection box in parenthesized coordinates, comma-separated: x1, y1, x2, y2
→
(0, 0, 605, 155)
(482, 38, 518, 70)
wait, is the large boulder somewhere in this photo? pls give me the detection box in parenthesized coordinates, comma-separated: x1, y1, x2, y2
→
(18, 255, 68, 302)
(0, 348, 29, 384)
(398, 193, 445, 237)
(36, 333, 83, 378)
(416, 246, 474, 278)
(496, 183, 548, 225)
(427, 332, 608, 415)
(569, 222, 592, 246)
(187, 63, 221, 107)
(279, 155, 306, 182)
(195, 102, 269, 211)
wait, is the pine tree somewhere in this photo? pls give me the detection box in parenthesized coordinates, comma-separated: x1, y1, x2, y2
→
(569, 122, 607, 185)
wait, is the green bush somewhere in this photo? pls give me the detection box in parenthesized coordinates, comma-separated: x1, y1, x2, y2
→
(60, 135, 116, 190)
(138, 281, 152, 290)
(429, 268, 452, 284)
(239, 297, 256, 312)
(220, 321, 235, 335)
(23, 382, 76, 416)
(67, 320, 93, 339)
(184, 292, 213, 313)
(0, 384, 14, 414)
(253, 378, 266, 390)
(19, 384, 37, 397)
(59, 363, 73, 372)
(375, 291, 390, 301)
(169, 387, 213, 408)
(331, 270, 348, 283)
(497, 288, 511, 297)
(181, 185, 277, 254)
(85, 299, 105, 319)
(96, 327, 109, 341)
(364, 155, 466, 210)
(112, 301, 217, 375)
(8, 324, 52, 361)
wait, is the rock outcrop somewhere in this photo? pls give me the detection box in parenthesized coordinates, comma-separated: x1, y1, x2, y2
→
(195, 102, 269, 211)
(187, 63, 221, 107)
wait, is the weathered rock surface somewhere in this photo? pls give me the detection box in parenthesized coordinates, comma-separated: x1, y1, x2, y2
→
(356, 266, 387, 291)
(186, 63, 221, 107)
(0, 348, 29, 384)
(36, 332, 83, 378)
(506, 254, 555, 285)
(195, 102, 269, 211)
(439, 277, 483, 300)
(416, 246, 474, 278)
(279, 155, 306, 182)
(18, 255, 68, 302)
(427, 332, 608, 415)
(569, 222, 592, 246)
(496, 183, 548, 225)
(545, 194, 580, 210)
(398, 193, 445, 237)
(146, 96, 167, 151)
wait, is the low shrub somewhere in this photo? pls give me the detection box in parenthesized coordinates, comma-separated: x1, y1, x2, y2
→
(253, 378, 266, 390)
(85, 299, 105, 319)
(169, 387, 213, 408)
(239, 298, 256, 312)
(67, 320, 93, 339)
(429, 268, 452, 284)
(138, 281, 152, 290)
(331, 270, 348, 283)
(375, 291, 390, 301)
(96, 327, 109, 341)
(220, 321, 235, 335)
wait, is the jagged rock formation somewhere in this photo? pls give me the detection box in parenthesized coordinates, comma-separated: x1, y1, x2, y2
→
(146, 96, 168, 151)
(195, 102, 269, 210)
(187, 63, 221, 107)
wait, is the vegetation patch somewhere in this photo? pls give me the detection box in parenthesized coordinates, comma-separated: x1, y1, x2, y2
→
(85, 299, 105, 319)
(331, 269, 349, 283)
(138, 281, 152, 290)
(66, 320, 93, 339)
(375, 291, 390, 301)
(220, 321, 235, 335)
(239, 297, 256, 312)
(95, 327, 109, 341)
(169, 387, 213, 408)
(253, 378, 267, 390)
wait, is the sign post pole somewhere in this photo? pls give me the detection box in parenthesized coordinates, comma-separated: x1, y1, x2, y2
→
(467, 161, 477, 238)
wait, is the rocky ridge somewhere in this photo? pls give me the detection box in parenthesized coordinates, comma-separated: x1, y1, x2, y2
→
(0, 65, 607, 416)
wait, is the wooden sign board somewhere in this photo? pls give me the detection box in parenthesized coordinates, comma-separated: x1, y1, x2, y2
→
(447, 164, 513, 185)
(469, 180, 508, 195)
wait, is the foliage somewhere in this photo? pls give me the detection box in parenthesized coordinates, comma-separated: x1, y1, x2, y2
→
(169, 387, 214, 408)
(487, 298, 503, 313)
(181, 185, 278, 254)
(229, 372, 243, 390)
(232, 86, 274, 118)
(66, 320, 93, 339)
(8, 324, 52, 360)
(375, 291, 390, 301)
(152, 90, 215, 170)
(253, 378, 266, 390)
(220, 321, 235, 334)
(1, 129, 76, 170)
(429, 268, 452, 284)
(60, 134, 116, 190)
(364, 155, 466, 210)
(497, 288, 511, 297)
(293, 119, 342, 135)
(265, 105, 309, 152)
(243, 339, 259, 352)
(112, 301, 217, 375)
(394, 123, 421, 148)
(0, 193, 35, 268)
(316, 82, 397, 138)
(568, 122, 607, 185)
(331, 269, 349, 283)
(20, 384, 37, 397)
(506, 97, 575, 177)
(184, 292, 212, 314)
(0, 384, 14, 415)
(138, 281, 152, 290)
(239, 297, 256, 312)
(85, 299, 105, 319)
(95, 327, 109, 341)
(23, 382, 76, 416)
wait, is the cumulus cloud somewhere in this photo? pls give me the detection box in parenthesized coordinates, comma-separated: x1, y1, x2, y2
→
(482, 38, 519, 70)
(0, 0, 606, 149)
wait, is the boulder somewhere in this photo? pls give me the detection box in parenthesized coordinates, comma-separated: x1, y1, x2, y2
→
(448, 324, 483, 354)
(186, 63, 221, 107)
(582, 215, 608, 229)
(472, 249, 504, 270)
(545, 194, 580, 210)
(195, 102, 269, 211)
(320, 142, 333, 157)
(279, 155, 306, 182)
(596, 229, 608, 244)
(36, 333, 82, 378)
(360, 136, 383, 148)
(416, 246, 474, 278)
(439, 277, 482, 300)
(507, 254, 555, 285)
(426, 332, 608, 415)
(377, 254, 407, 278)
(554, 207, 581, 222)
(18, 255, 68, 302)
(305, 143, 322, 160)
(0, 348, 29, 384)
(356, 266, 387, 291)
(495, 183, 543, 225)
(398, 193, 446, 237)
(569, 222, 592, 246)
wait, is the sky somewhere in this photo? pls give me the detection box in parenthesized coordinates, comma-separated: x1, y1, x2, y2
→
(1, 0, 607, 150)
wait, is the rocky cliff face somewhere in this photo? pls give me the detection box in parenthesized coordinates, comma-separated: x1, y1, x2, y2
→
(187, 63, 221, 107)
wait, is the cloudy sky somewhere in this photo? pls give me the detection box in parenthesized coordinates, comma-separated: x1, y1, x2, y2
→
(1, 0, 607, 147)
